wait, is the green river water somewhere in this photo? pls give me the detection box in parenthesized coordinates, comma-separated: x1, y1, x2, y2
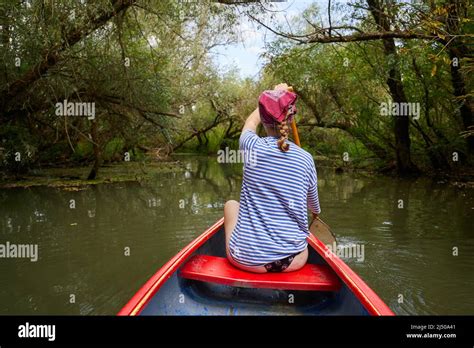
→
(0, 156, 473, 315)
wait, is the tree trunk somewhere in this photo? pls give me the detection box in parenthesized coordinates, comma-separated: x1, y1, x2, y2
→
(367, 0, 418, 175)
(0, 5, 10, 84)
(87, 120, 101, 180)
(224, 119, 235, 138)
(196, 133, 203, 147)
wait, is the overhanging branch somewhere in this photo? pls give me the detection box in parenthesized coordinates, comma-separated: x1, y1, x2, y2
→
(1, 0, 137, 113)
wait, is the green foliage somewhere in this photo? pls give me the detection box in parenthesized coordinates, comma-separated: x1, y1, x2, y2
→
(1, 0, 472, 178)
(0, 124, 36, 174)
(73, 141, 93, 161)
(103, 138, 125, 161)
(262, 2, 472, 172)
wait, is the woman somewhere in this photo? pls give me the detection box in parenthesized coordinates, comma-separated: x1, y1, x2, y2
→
(224, 83, 321, 273)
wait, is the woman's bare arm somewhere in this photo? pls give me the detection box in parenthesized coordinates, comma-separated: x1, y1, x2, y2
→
(242, 107, 261, 133)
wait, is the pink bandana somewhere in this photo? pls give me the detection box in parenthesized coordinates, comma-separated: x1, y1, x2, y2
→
(258, 90, 297, 125)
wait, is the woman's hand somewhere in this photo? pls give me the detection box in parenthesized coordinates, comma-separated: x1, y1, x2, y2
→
(274, 83, 289, 91)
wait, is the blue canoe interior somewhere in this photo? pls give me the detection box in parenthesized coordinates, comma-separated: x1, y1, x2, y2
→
(133, 224, 385, 316)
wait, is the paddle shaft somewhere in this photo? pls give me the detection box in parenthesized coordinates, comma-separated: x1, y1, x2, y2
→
(291, 119, 301, 147)
(286, 87, 301, 147)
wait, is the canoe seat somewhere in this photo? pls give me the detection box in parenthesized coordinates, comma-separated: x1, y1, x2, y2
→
(179, 255, 341, 291)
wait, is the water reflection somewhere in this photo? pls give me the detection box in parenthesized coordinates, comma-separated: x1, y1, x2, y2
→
(318, 172, 474, 315)
(0, 156, 472, 315)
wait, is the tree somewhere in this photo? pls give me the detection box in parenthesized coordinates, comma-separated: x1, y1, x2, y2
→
(245, 0, 473, 174)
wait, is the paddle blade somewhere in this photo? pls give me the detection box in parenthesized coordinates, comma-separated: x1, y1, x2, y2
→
(310, 218, 337, 246)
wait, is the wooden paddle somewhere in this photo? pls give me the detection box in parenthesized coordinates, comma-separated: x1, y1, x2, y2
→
(287, 86, 337, 246)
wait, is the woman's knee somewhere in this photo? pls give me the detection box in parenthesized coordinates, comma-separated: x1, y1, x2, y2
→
(224, 200, 239, 211)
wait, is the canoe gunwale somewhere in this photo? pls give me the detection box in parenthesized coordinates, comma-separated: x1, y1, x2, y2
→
(118, 217, 394, 316)
(307, 234, 394, 316)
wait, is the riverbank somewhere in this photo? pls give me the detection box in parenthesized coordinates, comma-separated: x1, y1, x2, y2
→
(1, 155, 473, 189)
(0, 161, 185, 189)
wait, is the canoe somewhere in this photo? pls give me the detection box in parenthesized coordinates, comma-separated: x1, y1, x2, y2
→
(118, 218, 394, 316)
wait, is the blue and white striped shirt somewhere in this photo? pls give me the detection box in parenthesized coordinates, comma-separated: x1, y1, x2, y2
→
(229, 130, 321, 266)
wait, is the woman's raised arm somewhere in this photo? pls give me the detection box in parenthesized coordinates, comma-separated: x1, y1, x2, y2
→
(242, 107, 261, 133)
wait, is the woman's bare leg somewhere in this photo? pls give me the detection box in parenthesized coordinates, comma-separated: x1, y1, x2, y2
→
(224, 200, 239, 249)
(224, 200, 267, 273)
